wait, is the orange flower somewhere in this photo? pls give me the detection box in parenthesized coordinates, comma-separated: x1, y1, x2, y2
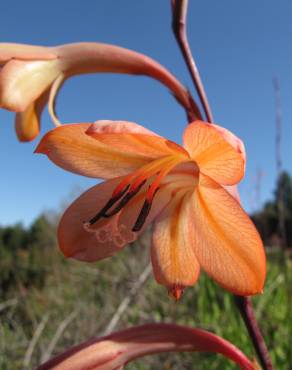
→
(36, 120, 266, 297)
(37, 323, 255, 370)
(0, 42, 197, 141)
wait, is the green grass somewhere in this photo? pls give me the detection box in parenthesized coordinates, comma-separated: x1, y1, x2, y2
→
(0, 234, 291, 369)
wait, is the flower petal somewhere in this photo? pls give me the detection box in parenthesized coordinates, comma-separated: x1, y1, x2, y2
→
(151, 193, 200, 294)
(58, 178, 127, 262)
(58, 178, 171, 262)
(86, 120, 189, 158)
(55, 42, 201, 120)
(0, 42, 201, 121)
(183, 121, 245, 185)
(37, 323, 254, 370)
(0, 59, 60, 111)
(36, 121, 185, 179)
(0, 43, 56, 63)
(212, 123, 246, 162)
(15, 89, 49, 142)
(190, 174, 266, 295)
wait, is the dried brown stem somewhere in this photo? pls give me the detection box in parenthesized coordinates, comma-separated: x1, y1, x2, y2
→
(23, 314, 50, 368)
(273, 77, 287, 249)
(41, 309, 79, 363)
(103, 263, 152, 335)
(171, 0, 214, 123)
(171, 1, 274, 369)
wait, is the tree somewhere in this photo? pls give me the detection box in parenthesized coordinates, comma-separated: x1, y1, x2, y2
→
(252, 171, 292, 247)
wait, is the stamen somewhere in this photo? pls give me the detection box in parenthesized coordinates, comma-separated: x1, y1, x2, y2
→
(86, 184, 129, 225)
(132, 188, 159, 232)
(104, 180, 146, 218)
(132, 158, 183, 232)
(132, 200, 152, 232)
(86, 155, 188, 231)
(111, 173, 136, 198)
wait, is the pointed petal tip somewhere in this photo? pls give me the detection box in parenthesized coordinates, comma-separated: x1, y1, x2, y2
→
(34, 127, 59, 154)
(34, 141, 47, 154)
(251, 283, 265, 296)
(168, 285, 185, 301)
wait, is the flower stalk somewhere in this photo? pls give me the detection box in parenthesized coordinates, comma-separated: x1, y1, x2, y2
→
(171, 1, 274, 369)
(171, 0, 213, 123)
(234, 296, 274, 370)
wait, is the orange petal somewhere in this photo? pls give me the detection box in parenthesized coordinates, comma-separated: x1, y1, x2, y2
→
(86, 120, 189, 158)
(36, 121, 185, 179)
(183, 121, 245, 186)
(0, 59, 60, 111)
(151, 193, 200, 293)
(190, 174, 266, 295)
(58, 177, 171, 262)
(15, 89, 49, 142)
(212, 123, 246, 162)
(35, 123, 149, 179)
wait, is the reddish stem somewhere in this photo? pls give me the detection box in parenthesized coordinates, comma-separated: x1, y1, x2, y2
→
(171, 0, 214, 123)
(234, 296, 274, 370)
(171, 1, 274, 369)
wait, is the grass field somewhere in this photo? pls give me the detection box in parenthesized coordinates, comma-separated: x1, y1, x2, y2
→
(0, 231, 291, 369)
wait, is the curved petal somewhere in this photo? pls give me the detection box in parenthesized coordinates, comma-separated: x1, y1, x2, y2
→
(183, 121, 245, 186)
(55, 42, 201, 120)
(0, 42, 201, 120)
(151, 193, 200, 297)
(58, 178, 171, 262)
(0, 59, 60, 111)
(86, 120, 189, 158)
(212, 123, 246, 162)
(37, 324, 254, 370)
(0, 43, 56, 63)
(15, 89, 49, 142)
(35, 121, 185, 179)
(190, 174, 266, 295)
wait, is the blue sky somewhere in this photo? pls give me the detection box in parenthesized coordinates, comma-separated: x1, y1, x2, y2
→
(1, 0, 292, 226)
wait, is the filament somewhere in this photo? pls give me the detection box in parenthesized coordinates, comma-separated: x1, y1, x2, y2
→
(85, 154, 189, 233)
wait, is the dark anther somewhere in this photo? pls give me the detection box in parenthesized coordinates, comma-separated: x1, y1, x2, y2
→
(87, 184, 130, 225)
(132, 200, 152, 232)
(104, 180, 147, 218)
(132, 188, 159, 232)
